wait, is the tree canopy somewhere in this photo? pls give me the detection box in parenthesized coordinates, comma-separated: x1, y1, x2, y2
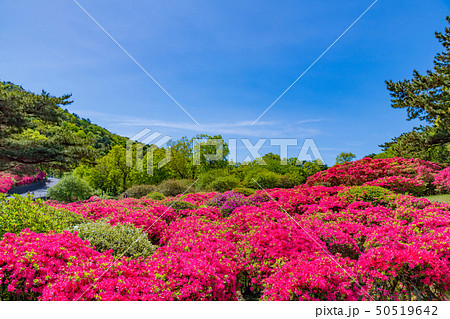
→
(382, 16, 450, 163)
(335, 152, 356, 165)
(0, 82, 97, 171)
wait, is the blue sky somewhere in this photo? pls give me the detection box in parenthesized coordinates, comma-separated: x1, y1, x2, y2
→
(1, 0, 449, 164)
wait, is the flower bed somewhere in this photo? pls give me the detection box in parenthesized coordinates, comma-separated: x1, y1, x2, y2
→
(306, 157, 444, 195)
(1, 158, 450, 301)
(42, 185, 450, 300)
(433, 166, 450, 194)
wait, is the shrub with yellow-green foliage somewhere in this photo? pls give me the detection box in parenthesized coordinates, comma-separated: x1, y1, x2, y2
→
(210, 176, 240, 192)
(0, 194, 86, 238)
(119, 185, 158, 199)
(146, 191, 165, 200)
(158, 180, 189, 197)
(163, 200, 197, 212)
(70, 220, 157, 259)
(337, 185, 394, 206)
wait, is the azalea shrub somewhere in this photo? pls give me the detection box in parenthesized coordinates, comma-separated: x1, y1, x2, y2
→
(163, 200, 197, 212)
(0, 174, 14, 194)
(207, 191, 248, 217)
(0, 194, 86, 238)
(262, 253, 360, 301)
(1, 157, 450, 301)
(433, 166, 450, 194)
(337, 185, 394, 206)
(306, 157, 441, 194)
(363, 176, 427, 196)
(41, 255, 170, 301)
(0, 230, 100, 300)
(48, 197, 179, 244)
(69, 220, 157, 259)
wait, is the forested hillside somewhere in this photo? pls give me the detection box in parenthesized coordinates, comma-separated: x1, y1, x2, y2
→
(0, 81, 126, 172)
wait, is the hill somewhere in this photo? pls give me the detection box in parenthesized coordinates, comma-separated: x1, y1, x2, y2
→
(0, 81, 127, 171)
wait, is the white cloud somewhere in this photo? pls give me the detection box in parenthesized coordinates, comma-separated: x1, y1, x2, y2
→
(296, 118, 326, 124)
(70, 109, 322, 138)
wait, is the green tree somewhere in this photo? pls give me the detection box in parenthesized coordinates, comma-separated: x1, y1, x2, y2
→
(84, 145, 131, 195)
(166, 137, 193, 179)
(0, 82, 97, 170)
(335, 152, 356, 165)
(378, 126, 450, 163)
(166, 134, 229, 179)
(384, 16, 450, 162)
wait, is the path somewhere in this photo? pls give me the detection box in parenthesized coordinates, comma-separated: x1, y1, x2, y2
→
(9, 177, 61, 199)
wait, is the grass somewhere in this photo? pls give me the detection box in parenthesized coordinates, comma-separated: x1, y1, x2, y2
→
(424, 194, 450, 203)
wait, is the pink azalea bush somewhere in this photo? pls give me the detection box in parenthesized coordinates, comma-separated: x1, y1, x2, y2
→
(0, 173, 15, 193)
(363, 176, 427, 194)
(41, 255, 171, 301)
(0, 169, 46, 193)
(207, 191, 249, 217)
(262, 252, 360, 301)
(433, 166, 450, 194)
(48, 197, 177, 244)
(0, 230, 100, 300)
(306, 157, 441, 195)
(171, 192, 217, 206)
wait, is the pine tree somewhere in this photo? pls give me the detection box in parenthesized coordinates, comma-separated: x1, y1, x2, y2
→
(383, 16, 450, 162)
(0, 82, 97, 170)
(386, 17, 449, 133)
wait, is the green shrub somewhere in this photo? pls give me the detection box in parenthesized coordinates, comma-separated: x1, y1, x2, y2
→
(70, 220, 157, 259)
(278, 175, 296, 188)
(233, 187, 255, 196)
(337, 186, 394, 206)
(0, 194, 86, 238)
(163, 200, 197, 211)
(46, 175, 93, 203)
(146, 191, 165, 200)
(284, 168, 307, 187)
(197, 169, 229, 191)
(94, 192, 116, 200)
(209, 176, 240, 192)
(119, 185, 158, 199)
(244, 170, 281, 189)
(158, 180, 188, 197)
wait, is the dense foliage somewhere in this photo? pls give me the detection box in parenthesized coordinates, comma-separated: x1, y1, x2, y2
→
(46, 175, 93, 203)
(73, 142, 327, 196)
(0, 82, 99, 171)
(0, 195, 85, 238)
(381, 17, 450, 163)
(434, 166, 450, 194)
(306, 157, 442, 195)
(69, 220, 157, 259)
